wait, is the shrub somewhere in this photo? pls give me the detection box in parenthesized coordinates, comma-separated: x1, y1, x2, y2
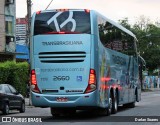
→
(0, 61, 29, 97)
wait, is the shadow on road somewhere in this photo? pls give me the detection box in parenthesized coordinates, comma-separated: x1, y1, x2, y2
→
(42, 106, 138, 122)
(0, 105, 139, 122)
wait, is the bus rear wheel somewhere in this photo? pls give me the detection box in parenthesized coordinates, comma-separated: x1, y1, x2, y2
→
(111, 92, 118, 114)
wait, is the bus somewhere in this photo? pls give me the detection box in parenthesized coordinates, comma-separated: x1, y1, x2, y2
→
(30, 9, 141, 116)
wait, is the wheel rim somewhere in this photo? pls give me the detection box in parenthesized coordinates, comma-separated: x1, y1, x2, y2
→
(109, 98, 112, 112)
(6, 104, 9, 114)
(114, 97, 118, 111)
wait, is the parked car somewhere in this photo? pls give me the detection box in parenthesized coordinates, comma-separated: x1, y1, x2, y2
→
(0, 84, 25, 115)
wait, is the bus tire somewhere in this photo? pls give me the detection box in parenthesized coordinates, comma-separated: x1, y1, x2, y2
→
(107, 97, 112, 115)
(50, 108, 61, 117)
(111, 92, 118, 114)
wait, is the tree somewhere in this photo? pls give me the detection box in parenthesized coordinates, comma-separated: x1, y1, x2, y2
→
(118, 18, 131, 30)
(119, 16, 160, 74)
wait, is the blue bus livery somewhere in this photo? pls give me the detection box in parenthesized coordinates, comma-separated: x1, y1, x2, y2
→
(30, 9, 141, 116)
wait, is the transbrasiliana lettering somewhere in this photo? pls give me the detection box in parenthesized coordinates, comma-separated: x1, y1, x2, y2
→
(42, 41, 83, 46)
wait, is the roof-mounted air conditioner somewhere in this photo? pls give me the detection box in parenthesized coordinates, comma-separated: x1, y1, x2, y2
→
(5, 0, 14, 5)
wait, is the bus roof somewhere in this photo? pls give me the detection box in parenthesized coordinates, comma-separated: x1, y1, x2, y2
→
(33, 9, 137, 40)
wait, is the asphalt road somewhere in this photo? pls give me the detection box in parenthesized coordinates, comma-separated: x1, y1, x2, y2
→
(1, 90, 160, 125)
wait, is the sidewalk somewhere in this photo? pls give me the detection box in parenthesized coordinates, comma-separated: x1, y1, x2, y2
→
(148, 88, 160, 91)
(25, 98, 34, 107)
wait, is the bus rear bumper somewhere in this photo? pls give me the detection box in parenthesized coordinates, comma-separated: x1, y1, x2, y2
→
(31, 91, 98, 108)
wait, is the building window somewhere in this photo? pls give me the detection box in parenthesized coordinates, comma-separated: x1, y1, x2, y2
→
(5, 0, 14, 5)
(5, 21, 13, 34)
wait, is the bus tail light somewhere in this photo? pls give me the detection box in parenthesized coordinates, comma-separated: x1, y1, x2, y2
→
(85, 69, 97, 93)
(85, 9, 90, 13)
(56, 9, 69, 12)
(31, 69, 40, 93)
(36, 11, 41, 15)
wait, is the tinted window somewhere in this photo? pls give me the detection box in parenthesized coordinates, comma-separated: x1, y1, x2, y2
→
(34, 11, 91, 35)
(4, 85, 12, 93)
(0, 85, 2, 90)
(98, 16, 136, 56)
(8, 85, 17, 93)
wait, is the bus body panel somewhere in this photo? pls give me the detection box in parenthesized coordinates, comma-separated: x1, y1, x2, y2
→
(33, 34, 92, 95)
(97, 37, 139, 107)
(31, 91, 98, 107)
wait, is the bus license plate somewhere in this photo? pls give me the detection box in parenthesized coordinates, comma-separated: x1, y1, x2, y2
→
(56, 97, 68, 102)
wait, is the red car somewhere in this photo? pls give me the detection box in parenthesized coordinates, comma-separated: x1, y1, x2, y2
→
(0, 84, 25, 115)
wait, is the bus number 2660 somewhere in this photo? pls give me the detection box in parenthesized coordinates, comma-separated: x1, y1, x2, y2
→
(53, 76, 70, 81)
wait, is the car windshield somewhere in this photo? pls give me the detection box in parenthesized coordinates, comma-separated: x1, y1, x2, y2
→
(34, 11, 91, 35)
(0, 85, 2, 90)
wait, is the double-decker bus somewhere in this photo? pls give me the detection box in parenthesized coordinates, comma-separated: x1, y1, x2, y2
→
(30, 9, 141, 116)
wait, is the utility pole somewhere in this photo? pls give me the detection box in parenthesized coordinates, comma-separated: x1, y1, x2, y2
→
(27, 0, 32, 106)
(27, 0, 32, 46)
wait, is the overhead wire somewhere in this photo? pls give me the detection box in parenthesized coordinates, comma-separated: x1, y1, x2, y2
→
(45, 0, 54, 10)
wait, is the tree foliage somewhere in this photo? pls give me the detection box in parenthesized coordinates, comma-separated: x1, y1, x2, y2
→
(119, 17, 160, 74)
(0, 61, 29, 96)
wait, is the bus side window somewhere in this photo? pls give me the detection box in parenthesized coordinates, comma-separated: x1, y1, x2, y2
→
(98, 16, 137, 57)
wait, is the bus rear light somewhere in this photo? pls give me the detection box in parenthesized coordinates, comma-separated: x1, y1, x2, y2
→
(101, 77, 111, 82)
(89, 69, 95, 84)
(36, 11, 41, 15)
(85, 9, 90, 13)
(31, 69, 40, 93)
(31, 70, 37, 85)
(56, 9, 69, 12)
(85, 69, 97, 93)
(59, 32, 65, 34)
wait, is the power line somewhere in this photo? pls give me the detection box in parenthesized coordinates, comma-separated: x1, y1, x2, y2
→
(45, 0, 54, 10)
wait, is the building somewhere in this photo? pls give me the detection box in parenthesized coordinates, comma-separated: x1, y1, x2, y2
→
(16, 44, 29, 62)
(16, 18, 29, 62)
(0, 0, 16, 61)
(16, 18, 27, 45)
(0, 0, 5, 53)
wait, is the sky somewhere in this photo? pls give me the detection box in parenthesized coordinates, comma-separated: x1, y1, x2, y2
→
(16, 0, 160, 24)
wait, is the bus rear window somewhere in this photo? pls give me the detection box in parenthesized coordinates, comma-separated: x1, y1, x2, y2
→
(34, 11, 91, 35)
